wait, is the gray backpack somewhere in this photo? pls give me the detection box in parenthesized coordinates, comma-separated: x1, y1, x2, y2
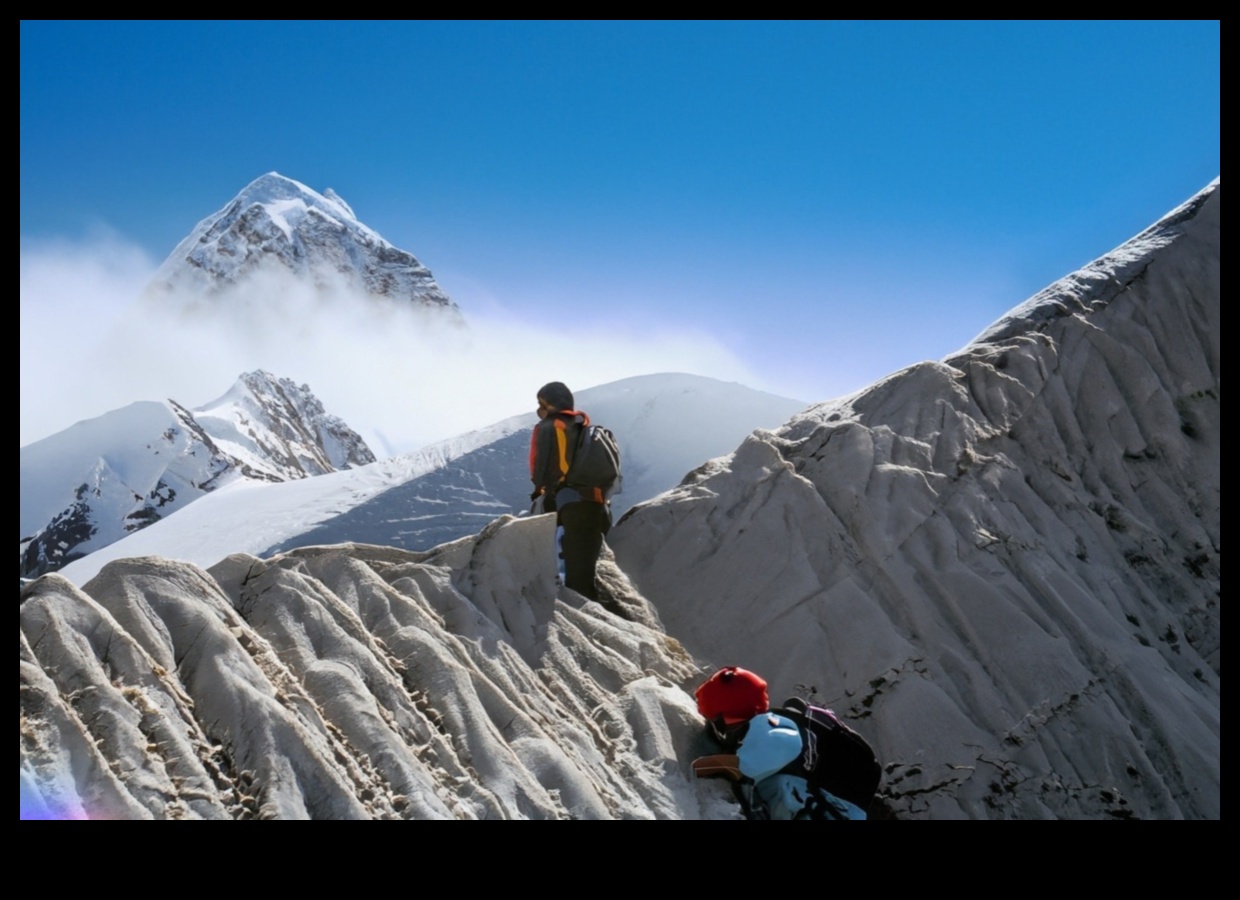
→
(566, 423, 622, 502)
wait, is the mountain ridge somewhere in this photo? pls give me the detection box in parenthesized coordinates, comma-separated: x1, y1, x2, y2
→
(611, 179, 1220, 818)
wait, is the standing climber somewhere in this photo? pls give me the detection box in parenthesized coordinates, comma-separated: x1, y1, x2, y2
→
(529, 381, 616, 602)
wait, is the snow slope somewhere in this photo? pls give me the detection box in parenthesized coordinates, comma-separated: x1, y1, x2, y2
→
(58, 374, 805, 584)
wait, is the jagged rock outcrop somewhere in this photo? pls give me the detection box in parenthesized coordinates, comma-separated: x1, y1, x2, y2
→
(611, 181, 1221, 819)
(20, 516, 724, 819)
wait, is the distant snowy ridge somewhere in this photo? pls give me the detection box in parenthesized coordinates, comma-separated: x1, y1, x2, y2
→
(145, 172, 458, 313)
(20, 371, 374, 578)
(269, 373, 808, 556)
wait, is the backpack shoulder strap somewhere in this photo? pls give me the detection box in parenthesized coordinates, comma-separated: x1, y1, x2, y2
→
(691, 754, 742, 782)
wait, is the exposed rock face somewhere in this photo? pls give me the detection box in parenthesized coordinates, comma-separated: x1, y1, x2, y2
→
(20, 371, 373, 579)
(20, 517, 723, 820)
(611, 182, 1221, 819)
(145, 172, 457, 313)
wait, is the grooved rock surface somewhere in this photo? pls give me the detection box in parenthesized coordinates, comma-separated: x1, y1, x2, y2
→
(611, 182, 1220, 819)
(21, 516, 724, 819)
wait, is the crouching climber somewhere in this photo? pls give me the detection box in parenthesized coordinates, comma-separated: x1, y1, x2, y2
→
(692, 665, 882, 820)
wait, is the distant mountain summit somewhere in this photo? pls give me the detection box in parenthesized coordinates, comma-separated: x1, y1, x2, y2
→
(145, 172, 458, 313)
(19, 370, 374, 579)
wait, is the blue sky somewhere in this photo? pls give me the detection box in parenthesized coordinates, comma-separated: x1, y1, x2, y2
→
(20, 21, 1220, 449)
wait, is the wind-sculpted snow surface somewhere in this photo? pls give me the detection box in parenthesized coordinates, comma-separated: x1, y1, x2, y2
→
(611, 181, 1221, 819)
(20, 515, 727, 819)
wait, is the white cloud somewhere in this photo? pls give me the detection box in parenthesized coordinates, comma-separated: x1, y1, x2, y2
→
(20, 233, 159, 445)
(20, 235, 763, 456)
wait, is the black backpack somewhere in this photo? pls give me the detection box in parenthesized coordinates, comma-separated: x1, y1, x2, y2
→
(566, 422, 622, 502)
(773, 697, 882, 813)
(695, 699, 882, 820)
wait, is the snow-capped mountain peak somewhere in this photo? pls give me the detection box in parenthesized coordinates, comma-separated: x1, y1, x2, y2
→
(146, 172, 458, 312)
(19, 370, 374, 578)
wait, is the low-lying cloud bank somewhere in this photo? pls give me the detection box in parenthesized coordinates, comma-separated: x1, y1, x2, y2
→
(21, 236, 763, 455)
